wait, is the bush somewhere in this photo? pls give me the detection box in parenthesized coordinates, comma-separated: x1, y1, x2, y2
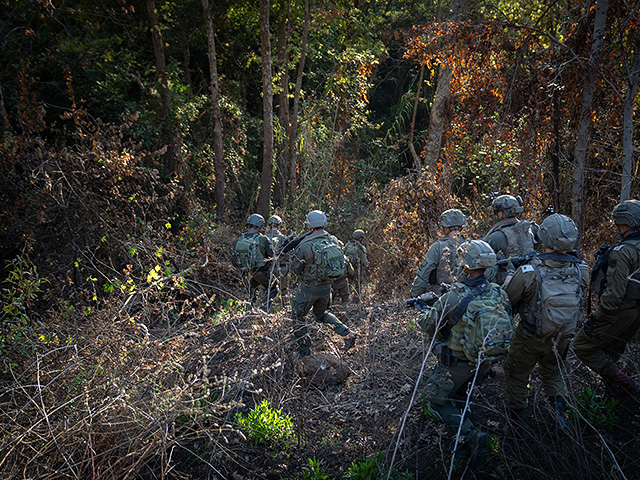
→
(235, 399, 296, 449)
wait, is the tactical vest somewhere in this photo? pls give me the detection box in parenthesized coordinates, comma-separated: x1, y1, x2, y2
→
(621, 239, 640, 305)
(435, 237, 461, 286)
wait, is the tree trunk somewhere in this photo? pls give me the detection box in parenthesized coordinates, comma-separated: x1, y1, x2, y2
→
(408, 66, 425, 170)
(145, 0, 180, 176)
(180, 28, 192, 92)
(274, 0, 290, 206)
(201, 0, 226, 219)
(257, 0, 274, 217)
(621, 25, 640, 202)
(422, 0, 465, 171)
(572, 0, 609, 244)
(288, 0, 310, 199)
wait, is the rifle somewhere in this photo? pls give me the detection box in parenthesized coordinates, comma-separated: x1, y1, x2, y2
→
(406, 284, 451, 311)
(496, 250, 537, 269)
(277, 231, 312, 256)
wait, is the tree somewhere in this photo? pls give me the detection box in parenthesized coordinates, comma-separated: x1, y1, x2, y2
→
(572, 0, 609, 243)
(621, 24, 640, 201)
(422, 0, 466, 171)
(145, 0, 181, 177)
(201, 0, 226, 219)
(257, 0, 274, 217)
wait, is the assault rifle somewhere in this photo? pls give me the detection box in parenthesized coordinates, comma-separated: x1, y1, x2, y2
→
(277, 231, 312, 256)
(406, 284, 451, 311)
(496, 250, 537, 269)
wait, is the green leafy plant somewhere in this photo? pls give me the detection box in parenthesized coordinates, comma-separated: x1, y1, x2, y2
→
(235, 400, 295, 448)
(1, 256, 48, 350)
(302, 458, 333, 480)
(212, 298, 246, 324)
(570, 386, 619, 431)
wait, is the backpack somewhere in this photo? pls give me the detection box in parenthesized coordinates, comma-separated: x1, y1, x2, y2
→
(233, 233, 265, 271)
(452, 281, 514, 364)
(310, 237, 346, 281)
(527, 254, 583, 339)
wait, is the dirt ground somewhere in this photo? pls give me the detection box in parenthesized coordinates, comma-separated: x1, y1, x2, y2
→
(176, 298, 640, 480)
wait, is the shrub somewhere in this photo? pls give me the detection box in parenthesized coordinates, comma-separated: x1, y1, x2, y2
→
(235, 399, 295, 449)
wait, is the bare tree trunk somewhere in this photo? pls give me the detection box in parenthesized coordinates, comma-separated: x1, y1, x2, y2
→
(621, 25, 640, 202)
(257, 0, 274, 217)
(288, 0, 310, 199)
(422, 0, 465, 171)
(408, 66, 425, 170)
(572, 0, 609, 244)
(180, 28, 192, 92)
(201, 0, 226, 219)
(145, 0, 180, 176)
(274, 0, 290, 206)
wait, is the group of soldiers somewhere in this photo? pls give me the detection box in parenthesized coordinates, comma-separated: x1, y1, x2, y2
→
(232, 210, 368, 356)
(411, 195, 640, 463)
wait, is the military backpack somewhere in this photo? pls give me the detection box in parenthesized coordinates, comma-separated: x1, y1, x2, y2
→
(310, 237, 346, 281)
(233, 233, 265, 271)
(526, 254, 583, 339)
(451, 281, 514, 364)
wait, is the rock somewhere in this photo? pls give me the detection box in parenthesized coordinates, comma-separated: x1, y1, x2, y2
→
(299, 353, 351, 386)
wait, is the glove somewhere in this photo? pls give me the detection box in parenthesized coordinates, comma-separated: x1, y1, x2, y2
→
(583, 313, 597, 337)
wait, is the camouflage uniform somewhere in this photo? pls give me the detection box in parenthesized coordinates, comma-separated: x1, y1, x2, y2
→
(411, 209, 467, 297)
(573, 200, 640, 395)
(292, 211, 355, 356)
(504, 256, 589, 411)
(410, 236, 463, 296)
(331, 239, 350, 304)
(266, 221, 291, 297)
(418, 240, 509, 455)
(232, 226, 278, 309)
(483, 195, 538, 285)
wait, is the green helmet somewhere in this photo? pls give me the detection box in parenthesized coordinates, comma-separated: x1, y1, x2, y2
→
(246, 213, 265, 228)
(352, 229, 365, 240)
(267, 215, 282, 227)
(440, 209, 467, 228)
(539, 213, 578, 251)
(612, 200, 640, 228)
(491, 194, 524, 217)
(306, 210, 327, 229)
(458, 240, 496, 270)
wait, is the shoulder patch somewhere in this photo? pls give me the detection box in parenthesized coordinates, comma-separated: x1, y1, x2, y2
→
(520, 264, 535, 273)
(613, 245, 624, 251)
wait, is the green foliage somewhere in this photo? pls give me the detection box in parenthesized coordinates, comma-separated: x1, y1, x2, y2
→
(235, 400, 295, 449)
(211, 299, 246, 324)
(302, 458, 333, 480)
(1, 256, 48, 351)
(569, 387, 619, 431)
(348, 452, 384, 480)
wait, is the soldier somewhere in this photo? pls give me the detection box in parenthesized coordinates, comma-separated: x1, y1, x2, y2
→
(331, 238, 350, 304)
(232, 214, 278, 312)
(410, 209, 466, 297)
(344, 229, 369, 303)
(503, 214, 589, 436)
(573, 200, 640, 397)
(419, 239, 513, 463)
(291, 210, 357, 357)
(483, 195, 537, 284)
(266, 215, 291, 298)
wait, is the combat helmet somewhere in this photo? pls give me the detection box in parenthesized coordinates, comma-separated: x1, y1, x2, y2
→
(352, 229, 365, 240)
(440, 209, 467, 228)
(538, 213, 578, 251)
(246, 213, 265, 228)
(491, 195, 524, 217)
(458, 240, 497, 270)
(612, 200, 640, 229)
(306, 210, 327, 229)
(267, 215, 283, 227)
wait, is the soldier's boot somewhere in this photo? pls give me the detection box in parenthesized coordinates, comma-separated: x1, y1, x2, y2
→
(605, 368, 640, 397)
(507, 409, 533, 440)
(549, 396, 572, 433)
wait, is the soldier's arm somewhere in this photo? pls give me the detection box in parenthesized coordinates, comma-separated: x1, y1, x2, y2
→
(418, 290, 460, 333)
(579, 263, 590, 295)
(596, 246, 637, 314)
(504, 266, 536, 312)
(291, 244, 306, 276)
(484, 231, 508, 257)
(410, 242, 441, 297)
